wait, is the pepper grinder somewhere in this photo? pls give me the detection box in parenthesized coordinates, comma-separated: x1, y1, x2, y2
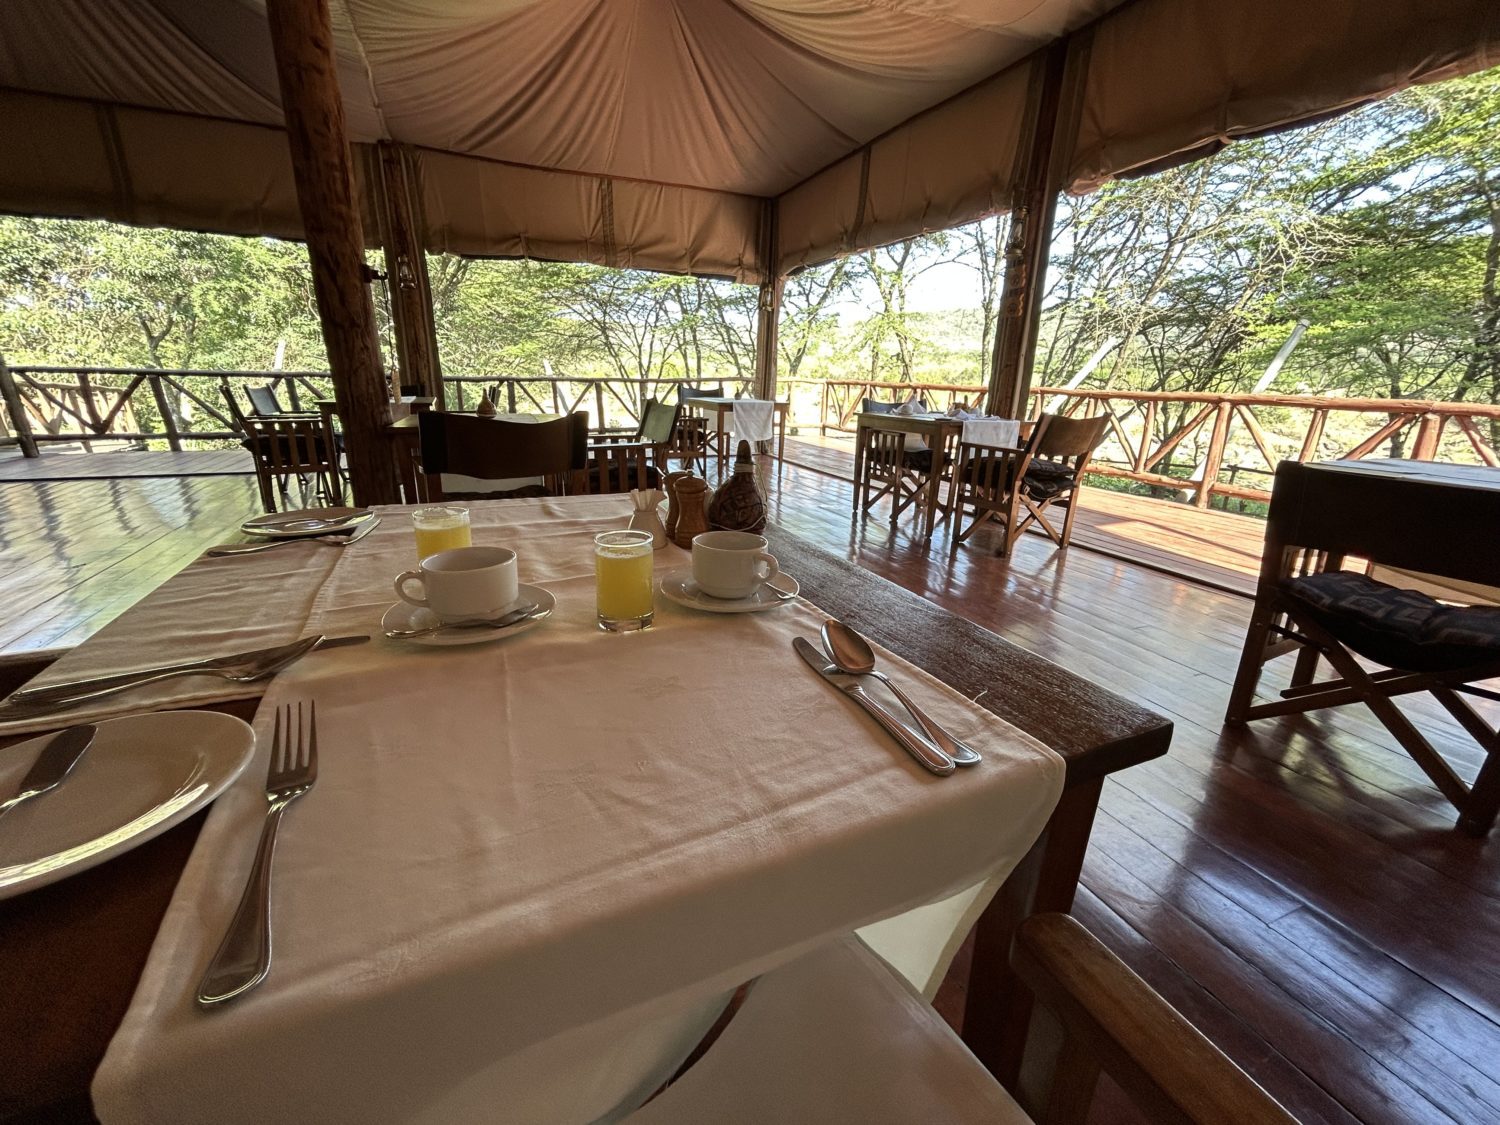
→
(663, 470, 694, 542)
(671, 477, 711, 549)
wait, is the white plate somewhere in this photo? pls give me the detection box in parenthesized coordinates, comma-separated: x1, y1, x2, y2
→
(381, 583, 556, 646)
(241, 507, 374, 539)
(0, 711, 256, 900)
(659, 567, 799, 613)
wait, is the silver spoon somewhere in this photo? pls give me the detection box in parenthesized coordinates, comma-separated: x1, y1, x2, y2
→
(820, 619, 982, 766)
(385, 602, 541, 639)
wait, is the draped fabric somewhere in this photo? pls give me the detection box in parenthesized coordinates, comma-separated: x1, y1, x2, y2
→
(0, 0, 1496, 278)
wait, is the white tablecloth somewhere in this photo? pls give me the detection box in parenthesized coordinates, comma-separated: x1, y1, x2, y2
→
(93, 496, 1065, 1124)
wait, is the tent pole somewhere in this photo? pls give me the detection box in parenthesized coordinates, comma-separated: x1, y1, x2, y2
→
(752, 199, 782, 425)
(753, 275, 783, 403)
(986, 41, 1069, 421)
(266, 0, 401, 505)
(375, 142, 445, 407)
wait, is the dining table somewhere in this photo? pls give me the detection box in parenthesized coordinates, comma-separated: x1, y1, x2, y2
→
(682, 397, 790, 473)
(853, 412, 1004, 542)
(0, 494, 1170, 1124)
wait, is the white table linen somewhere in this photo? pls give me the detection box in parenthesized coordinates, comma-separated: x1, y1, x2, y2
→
(729, 399, 774, 443)
(93, 496, 1065, 1124)
(962, 418, 1021, 450)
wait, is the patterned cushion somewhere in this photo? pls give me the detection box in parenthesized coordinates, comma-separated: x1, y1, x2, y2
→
(1284, 571, 1500, 672)
(1022, 458, 1076, 500)
(901, 448, 948, 474)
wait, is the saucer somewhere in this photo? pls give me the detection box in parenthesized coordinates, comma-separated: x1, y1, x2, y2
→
(381, 584, 556, 646)
(659, 568, 799, 613)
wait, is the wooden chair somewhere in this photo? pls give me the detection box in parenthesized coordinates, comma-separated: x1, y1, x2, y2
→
(580, 398, 677, 494)
(1226, 460, 1500, 835)
(415, 410, 587, 502)
(629, 914, 1293, 1125)
(241, 412, 344, 512)
(1013, 413, 1109, 549)
(855, 425, 926, 525)
(948, 418, 1048, 559)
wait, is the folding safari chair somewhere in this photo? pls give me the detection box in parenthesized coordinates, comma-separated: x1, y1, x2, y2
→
(1226, 461, 1500, 835)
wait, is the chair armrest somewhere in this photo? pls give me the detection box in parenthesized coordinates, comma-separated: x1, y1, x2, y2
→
(1012, 914, 1296, 1125)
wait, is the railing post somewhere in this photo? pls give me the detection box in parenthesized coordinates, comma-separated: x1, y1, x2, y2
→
(147, 373, 184, 451)
(1412, 413, 1444, 460)
(1196, 400, 1233, 508)
(506, 379, 517, 413)
(820, 381, 829, 436)
(1136, 401, 1155, 473)
(594, 381, 606, 431)
(0, 357, 40, 458)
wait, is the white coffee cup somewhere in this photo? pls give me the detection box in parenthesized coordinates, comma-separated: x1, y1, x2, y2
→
(691, 530, 779, 599)
(395, 545, 519, 621)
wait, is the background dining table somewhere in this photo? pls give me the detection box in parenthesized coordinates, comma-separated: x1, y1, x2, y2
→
(0, 497, 1170, 1124)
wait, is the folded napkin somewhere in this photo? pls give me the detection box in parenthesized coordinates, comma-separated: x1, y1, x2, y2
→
(890, 397, 930, 451)
(94, 497, 1065, 1125)
(945, 404, 982, 420)
(731, 398, 774, 443)
(962, 418, 1021, 449)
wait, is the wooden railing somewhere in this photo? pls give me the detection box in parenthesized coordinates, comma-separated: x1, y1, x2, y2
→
(783, 377, 1500, 508)
(4, 364, 1496, 513)
(0, 362, 335, 455)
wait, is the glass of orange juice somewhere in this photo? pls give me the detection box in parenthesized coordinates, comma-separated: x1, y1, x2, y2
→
(595, 530, 655, 632)
(412, 506, 471, 560)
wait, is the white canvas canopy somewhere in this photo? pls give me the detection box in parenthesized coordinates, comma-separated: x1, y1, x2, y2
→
(0, 0, 1496, 281)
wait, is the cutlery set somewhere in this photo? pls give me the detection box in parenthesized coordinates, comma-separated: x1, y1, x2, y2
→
(205, 515, 380, 556)
(796, 620, 980, 777)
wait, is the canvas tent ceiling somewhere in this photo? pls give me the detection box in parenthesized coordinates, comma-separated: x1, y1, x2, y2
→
(0, 0, 1496, 283)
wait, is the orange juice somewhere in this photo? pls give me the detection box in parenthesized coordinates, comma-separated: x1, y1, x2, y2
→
(595, 531, 655, 630)
(412, 506, 471, 560)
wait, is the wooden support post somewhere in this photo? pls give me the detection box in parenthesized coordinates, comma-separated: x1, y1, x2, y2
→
(148, 374, 184, 451)
(373, 142, 444, 405)
(1412, 413, 1445, 460)
(266, 0, 401, 505)
(0, 356, 39, 458)
(753, 276, 783, 404)
(987, 42, 1069, 420)
(1196, 401, 1233, 508)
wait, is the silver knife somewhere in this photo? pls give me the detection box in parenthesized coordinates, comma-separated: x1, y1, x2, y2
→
(6, 635, 370, 708)
(0, 725, 97, 823)
(792, 637, 955, 776)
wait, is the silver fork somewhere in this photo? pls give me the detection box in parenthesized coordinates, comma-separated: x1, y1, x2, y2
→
(197, 701, 319, 1007)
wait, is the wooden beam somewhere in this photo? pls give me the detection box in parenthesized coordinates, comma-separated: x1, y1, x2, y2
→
(987, 41, 1069, 420)
(265, 0, 401, 505)
(374, 142, 445, 405)
(0, 355, 40, 458)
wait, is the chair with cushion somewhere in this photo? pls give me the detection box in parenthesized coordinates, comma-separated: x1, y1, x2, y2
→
(629, 915, 1293, 1125)
(415, 411, 587, 502)
(1012, 413, 1109, 549)
(1227, 461, 1500, 835)
(948, 417, 1050, 559)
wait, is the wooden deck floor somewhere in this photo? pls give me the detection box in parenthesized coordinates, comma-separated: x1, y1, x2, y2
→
(781, 433, 1265, 595)
(0, 460, 1496, 1123)
(0, 448, 254, 480)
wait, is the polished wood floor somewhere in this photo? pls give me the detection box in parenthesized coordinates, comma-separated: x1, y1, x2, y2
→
(0, 448, 254, 480)
(0, 474, 260, 653)
(760, 457, 1500, 1125)
(781, 434, 1265, 595)
(0, 456, 1496, 1124)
